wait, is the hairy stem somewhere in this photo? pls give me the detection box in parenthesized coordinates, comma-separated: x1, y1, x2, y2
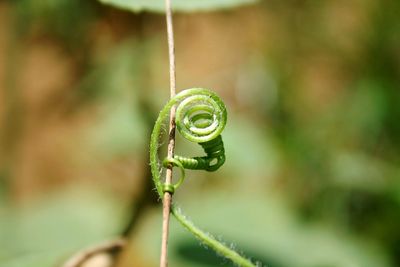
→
(171, 205, 256, 267)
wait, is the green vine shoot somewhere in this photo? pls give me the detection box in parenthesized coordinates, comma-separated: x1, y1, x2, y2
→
(150, 88, 258, 267)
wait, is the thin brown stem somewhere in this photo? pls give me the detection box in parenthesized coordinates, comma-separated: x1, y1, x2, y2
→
(160, 0, 177, 266)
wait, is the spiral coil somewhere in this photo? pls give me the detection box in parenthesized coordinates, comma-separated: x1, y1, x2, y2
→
(174, 91, 226, 172)
(175, 93, 226, 143)
(150, 88, 227, 195)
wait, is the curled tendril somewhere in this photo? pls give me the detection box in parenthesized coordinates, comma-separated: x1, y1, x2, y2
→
(150, 88, 257, 267)
(150, 88, 227, 195)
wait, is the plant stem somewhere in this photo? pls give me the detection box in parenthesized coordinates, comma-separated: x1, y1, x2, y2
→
(149, 89, 257, 267)
(160, 0, 177, 266)
(171, 205, 256, 267)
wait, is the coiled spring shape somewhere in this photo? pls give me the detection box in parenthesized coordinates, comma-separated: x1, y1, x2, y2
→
(150, 88, 227, 194)
(150, 88, 257, 267)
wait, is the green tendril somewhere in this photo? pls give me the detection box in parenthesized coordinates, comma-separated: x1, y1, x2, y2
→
(150, 88, 257, 267)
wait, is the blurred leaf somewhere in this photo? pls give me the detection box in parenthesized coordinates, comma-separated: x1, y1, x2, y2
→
(0, 188, 125, 267)
(0, 252, 64, 267)
(15, 0, 94, 43)
(86, 102, 146, 158)
(223, 114, 279, 181)
(80, 40, 149, 158)
(134, 191, 391, 267)
(98, 0, 259, 13)
(330, 151, 398, 192)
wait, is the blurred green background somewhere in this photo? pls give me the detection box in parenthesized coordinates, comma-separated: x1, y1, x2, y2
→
(0, 0, 399, 267)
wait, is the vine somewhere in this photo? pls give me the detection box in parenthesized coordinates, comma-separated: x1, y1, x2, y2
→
(150, 88, 257, 267)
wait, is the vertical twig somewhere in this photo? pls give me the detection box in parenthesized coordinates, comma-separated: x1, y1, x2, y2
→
(160, 0, 176, 266)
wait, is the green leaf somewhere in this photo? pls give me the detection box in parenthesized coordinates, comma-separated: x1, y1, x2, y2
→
(0, 188, 125, 267)
(135, 192, 392, 267)
(98, 0, 259, 13)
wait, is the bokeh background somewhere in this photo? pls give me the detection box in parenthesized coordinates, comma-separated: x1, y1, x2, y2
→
(0, 0, 399, 266)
